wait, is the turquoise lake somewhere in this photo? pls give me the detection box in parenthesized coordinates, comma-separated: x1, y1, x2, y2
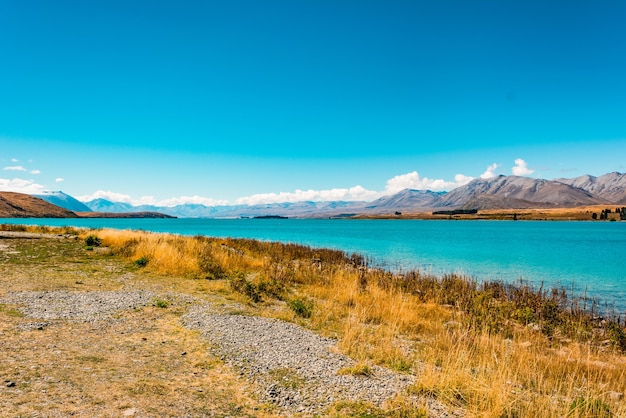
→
(4, 218, 625, 312)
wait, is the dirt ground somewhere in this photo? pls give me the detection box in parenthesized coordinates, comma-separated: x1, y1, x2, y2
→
(0, 233, 276, 418)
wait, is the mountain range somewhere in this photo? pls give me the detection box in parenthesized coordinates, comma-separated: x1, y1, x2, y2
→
(25, 172, 626, 218)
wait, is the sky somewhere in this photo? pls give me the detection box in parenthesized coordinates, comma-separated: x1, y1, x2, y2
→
(1, 1, 625, 207)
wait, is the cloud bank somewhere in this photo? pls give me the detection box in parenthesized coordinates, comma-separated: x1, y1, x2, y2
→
(0, 178, 47, 193)
(76, 190, 229, 207)
(236, 186, 380, 206)
(3, 159, 536, 207)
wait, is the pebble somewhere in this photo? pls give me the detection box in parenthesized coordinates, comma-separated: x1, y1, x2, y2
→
(1, 290, 156, 322)
(182, 306, 415, 415)
(1, 289, 455, 416)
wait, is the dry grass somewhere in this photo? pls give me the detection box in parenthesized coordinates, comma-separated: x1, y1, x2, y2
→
(0, 228, 278, 417)
(2, 224, 625, 417)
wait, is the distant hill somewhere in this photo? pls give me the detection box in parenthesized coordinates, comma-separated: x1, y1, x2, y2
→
(0, 192, 78, 218)
(13, 171, 622, 219)
(364, 189, 445, 211)
(436, 175, 601, 209)
(555, 172, 626, 204)
(82, 198, 368, 218)
(33, 191, 93, 212)
(85, 198, 136, 213)
(84, 198, 230, 217)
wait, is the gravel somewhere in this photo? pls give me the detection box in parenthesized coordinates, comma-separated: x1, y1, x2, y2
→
(2, 290, 156, 322)
(2, 290, 457, 416)
(182, 306, 415, 415)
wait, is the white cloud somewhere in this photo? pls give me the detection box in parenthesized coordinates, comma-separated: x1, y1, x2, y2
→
(511, 158, 534, 176)
(480, 163, 499, 179)
(0, 177, 47, 193)
(31, 169, 41, 175)
(385, 171, 473, 193)
(236, 186, 381, 206)
(11, 158, 19, 162)
(75, 190, 228, 207)
(236, 171, 475, 205)
(4, 165, 26, 171)
(56, 178, 64, 182)
(76, 190, 135, 204)
(155, 196, 230, 207)
(454, 173, 474, 185)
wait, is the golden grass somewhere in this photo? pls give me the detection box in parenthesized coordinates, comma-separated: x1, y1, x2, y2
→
(3, 224, 626, 417)
(94, 228, 626, 416)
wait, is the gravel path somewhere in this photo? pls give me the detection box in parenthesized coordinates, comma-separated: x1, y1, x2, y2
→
(2, 290, 156, 322)
(2, 290, 456, 416)
(183, 306, 415, 415)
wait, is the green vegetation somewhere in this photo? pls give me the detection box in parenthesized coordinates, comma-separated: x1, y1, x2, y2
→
(288, 297, 314, 318)
(152, 298, 170, 308)
(134, 256, 150, 267)
(84, 234, 102, 247)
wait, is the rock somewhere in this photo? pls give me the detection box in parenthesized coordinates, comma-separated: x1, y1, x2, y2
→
(6, 381, 16, 388)
(607, 391, 624, 401)
(122, 408, 137, 416)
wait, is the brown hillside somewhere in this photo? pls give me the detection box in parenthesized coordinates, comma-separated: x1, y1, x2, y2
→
(0, 192, 78, 218)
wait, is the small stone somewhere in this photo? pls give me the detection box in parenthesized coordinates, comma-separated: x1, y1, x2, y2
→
(181, 351, 187, 356)
(6, 381, 16, 388)
(608, 391, 624, 401)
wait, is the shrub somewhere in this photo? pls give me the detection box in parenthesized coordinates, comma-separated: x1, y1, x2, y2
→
(152, 298, 169, 308)
(134, 256, 150, 268)
(198, 258, 227, 280)
(229, 272, 261, 303)
(84, 235, 102, 247)
(288, 297, 314, 318)
(117, 238, 139, 257)
(256, 277, 285, 300)
(607, 322, 626, 352)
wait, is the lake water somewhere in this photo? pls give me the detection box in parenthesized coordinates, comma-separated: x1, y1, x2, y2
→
(3, 218, 625, 312)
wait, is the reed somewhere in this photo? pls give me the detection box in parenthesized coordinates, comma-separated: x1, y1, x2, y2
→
(10, 225, 624, 417)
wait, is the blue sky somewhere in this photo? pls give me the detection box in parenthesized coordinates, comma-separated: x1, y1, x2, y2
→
(1, 1, 625, 206)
